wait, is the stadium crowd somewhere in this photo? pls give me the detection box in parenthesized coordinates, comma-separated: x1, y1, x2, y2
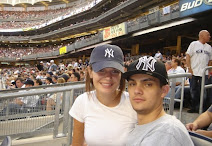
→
(0, 46, 58, 58)
(2, 49, 211, 109)
(0, 0, 128, 30)
(0, 33, 98, 58)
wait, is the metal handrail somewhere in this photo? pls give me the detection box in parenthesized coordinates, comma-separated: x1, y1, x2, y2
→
(0, 80, 85, 93)
(167, 73, 192, 120)
(199, 66, 212, 114)
(0, 82, 85, 141)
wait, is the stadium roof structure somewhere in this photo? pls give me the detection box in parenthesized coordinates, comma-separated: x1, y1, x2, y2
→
(0, 0, 76, 6)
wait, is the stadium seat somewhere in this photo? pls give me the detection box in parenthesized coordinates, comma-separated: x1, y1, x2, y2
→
(0, 136, 11, 146)
(189, 131, 212, 146)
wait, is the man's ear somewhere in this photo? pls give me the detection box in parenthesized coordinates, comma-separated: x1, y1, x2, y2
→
(87, 66, 93, 78)
(161, 85, 169, 98)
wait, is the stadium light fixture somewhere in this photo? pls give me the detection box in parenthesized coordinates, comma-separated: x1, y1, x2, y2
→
(132, 18, 196, 37)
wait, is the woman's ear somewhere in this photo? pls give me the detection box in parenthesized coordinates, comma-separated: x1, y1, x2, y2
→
(161, 85, 169, 98)
(87, 66, 93, 78)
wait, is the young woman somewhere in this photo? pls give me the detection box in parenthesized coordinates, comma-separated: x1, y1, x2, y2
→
(69, 44, 137, 146)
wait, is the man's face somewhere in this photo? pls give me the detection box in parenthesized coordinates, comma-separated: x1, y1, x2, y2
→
(127, 74, 169, 115)
(70, 74, 78, 82)
(202, 31, 211, 43)
(16, 80, 23, 88)
(171, 59, 177, 68)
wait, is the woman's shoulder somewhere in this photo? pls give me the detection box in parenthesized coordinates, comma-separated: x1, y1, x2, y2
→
(75, 90, 95, 101)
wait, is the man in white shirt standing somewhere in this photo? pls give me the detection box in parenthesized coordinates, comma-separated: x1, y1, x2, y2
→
(186, 30, 212, 113)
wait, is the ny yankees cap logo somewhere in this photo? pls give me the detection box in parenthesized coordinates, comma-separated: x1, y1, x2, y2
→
(123, 55, 168, 84)
(89, 44, 124, 73)
(136, 56, 156, 72)
(105, 48, 114, 58)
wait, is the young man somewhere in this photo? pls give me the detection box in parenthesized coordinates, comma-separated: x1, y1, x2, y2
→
(123, 56, 194, 146)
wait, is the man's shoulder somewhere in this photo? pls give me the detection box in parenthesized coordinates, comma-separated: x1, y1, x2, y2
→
(177, 66, 185, 73)
(190, 40, 199, 44)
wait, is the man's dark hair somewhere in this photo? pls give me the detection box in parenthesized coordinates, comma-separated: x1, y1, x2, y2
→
(72, 72, 80, 81)
(15, 77, 24, 83)
(36, 79, 43, 85)
(174, 58, 181, 66)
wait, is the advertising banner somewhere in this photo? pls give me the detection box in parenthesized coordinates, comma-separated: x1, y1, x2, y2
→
(180, 0, 212, 17)
(103, 22, 126, 41)
(59, 46, 67, 55)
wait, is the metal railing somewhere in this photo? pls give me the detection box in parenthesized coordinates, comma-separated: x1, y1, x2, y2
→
(199, 66, 212, 114)
(1, 70, 211, 145)
(0, 82, 85, 142)
(166, 73, 192, 121)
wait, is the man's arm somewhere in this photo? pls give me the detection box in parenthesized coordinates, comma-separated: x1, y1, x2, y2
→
(186, 110, 212, 131)
(195, 130, 212, 138)
(186, 54, 193, 75)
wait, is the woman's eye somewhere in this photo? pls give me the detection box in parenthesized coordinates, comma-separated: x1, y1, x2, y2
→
(112, 70, 120, 74)
(98, 69, 105, 73)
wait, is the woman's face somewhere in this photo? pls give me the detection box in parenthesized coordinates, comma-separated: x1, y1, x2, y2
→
(89, 67, 121, 95)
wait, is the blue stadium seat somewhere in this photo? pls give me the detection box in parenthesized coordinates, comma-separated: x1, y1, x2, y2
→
(0, 136, 11, 146)
(189, 131, 212, 146)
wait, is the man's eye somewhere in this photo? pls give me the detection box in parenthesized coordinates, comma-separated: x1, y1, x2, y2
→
(145, 83, 152, 87)
(128, 82, 135, 86)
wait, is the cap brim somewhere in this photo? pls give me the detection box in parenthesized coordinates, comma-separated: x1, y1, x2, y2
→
(123, 70, 168, 84)
(92, 61, 124, 73)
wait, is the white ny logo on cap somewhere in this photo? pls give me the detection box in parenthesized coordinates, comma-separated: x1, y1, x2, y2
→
(136, 56, 156, 72)
(105, 48, 114, 58)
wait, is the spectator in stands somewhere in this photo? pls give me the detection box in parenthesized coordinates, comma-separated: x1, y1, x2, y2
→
(45, 77, 54, 85)
(165, 60, 172, 72)
(123, 56, 194, 145)
(15, 77, 25, 88)
(154, 50, 163, 60)
(34, 79, 43, 86)
(46, 77, 65, 111)
(46, 72, 53, 78)
(69, 44, 137, 145)
(165, 58, 187, 103)
(186, 30, 212, 113)
(24, 79, 34, 88)
(52, 75, 58, 84)
(36, 71, 44, 80)
(60, 73, 69, 82)
(168, 58, 185, 86)
(36, 61, 44, 71)
(186, 104, 212, 138)
(68, 72, 80, 82)
(48, 60, 57, 72)
(0, 79, 39, 115)
(79, 70, 85, 81)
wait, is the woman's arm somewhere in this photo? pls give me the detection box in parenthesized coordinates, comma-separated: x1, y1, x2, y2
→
(72, 118, 85, 146)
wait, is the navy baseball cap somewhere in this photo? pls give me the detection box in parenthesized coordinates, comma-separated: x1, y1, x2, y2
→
(89, 44, 124, 73)
(123, 56, 168, 84)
